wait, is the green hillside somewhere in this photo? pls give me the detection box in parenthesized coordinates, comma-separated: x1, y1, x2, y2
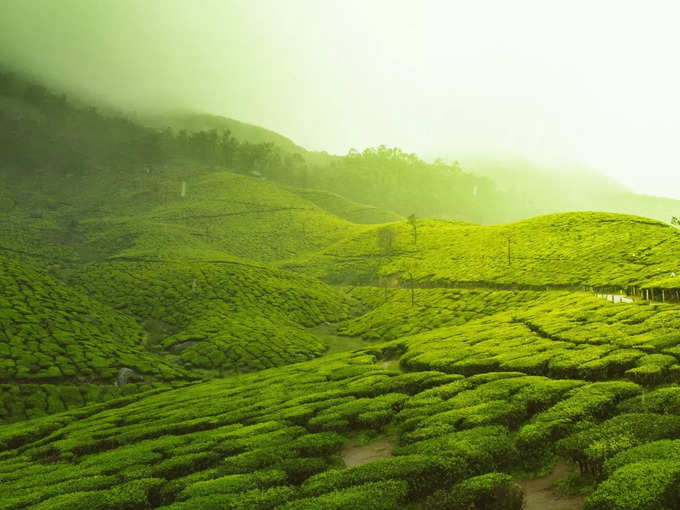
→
(6, 71, 680, 510)
(0, 253, 189, 385)
(142, 113, 309, 156)
(0, 253, 194, 423)
(293, 212, 680, 291)
(64, 260, 352, 371)
(289, 188, 403, 225)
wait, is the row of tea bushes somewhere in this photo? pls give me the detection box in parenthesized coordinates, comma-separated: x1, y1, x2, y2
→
(397, 292, 680, 384)
(0, 352, 553, 509)
(0, 382, 179, 424)
(337, 287, 543, 341)
(0, 254, 189, 384)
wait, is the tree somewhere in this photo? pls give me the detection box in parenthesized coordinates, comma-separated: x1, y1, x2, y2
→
(672, 216, 680, 227)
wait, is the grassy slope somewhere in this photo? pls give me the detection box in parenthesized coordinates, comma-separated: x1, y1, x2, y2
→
(64, 260, 352, 372)
(4, 208, 680, 508)
(289, 188, 403, 225)
(0, 252, 195, 423)
(291, 212, 680, 289)
(0, 174, 380, 390)
(0, 168, 363, 263)
(0, 253, 189, 384)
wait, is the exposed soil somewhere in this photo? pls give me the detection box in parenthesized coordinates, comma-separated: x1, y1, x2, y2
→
(379, 358, 400, 370)
(341, 438, 395, 467)
(517, 461, 586, 510)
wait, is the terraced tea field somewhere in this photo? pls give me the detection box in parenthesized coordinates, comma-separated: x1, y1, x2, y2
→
(4, 167, 680, 509)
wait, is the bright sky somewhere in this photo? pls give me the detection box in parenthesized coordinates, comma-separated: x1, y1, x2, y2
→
(1, 0, 679, 197)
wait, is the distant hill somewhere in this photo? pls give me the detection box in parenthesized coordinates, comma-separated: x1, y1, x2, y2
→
(458, 156, 680, 224)
(142, 112, 309, 155)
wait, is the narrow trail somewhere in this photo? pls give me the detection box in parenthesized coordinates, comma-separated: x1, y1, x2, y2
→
(341, 438, 395, 467)
(517, 461, 586, 510)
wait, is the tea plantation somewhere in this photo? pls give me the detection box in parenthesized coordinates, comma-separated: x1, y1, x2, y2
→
(5, 168, 680, 509)
(293, 212, 680, 290)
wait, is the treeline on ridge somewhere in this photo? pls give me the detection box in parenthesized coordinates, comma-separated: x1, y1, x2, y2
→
(0, 70, 505, 223)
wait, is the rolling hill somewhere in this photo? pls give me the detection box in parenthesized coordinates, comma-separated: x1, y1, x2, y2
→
(290, 212, 680, 291)
(5, 71, 680, 510)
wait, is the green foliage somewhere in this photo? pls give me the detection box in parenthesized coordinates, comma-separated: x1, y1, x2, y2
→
(583, 461, 680, 510)
(0, 254, 189, 385)
(9, 69, 680, 510)
(291, 187, 403, 224)
(301, 455, 455, 498)
(604, 440, 680, 475)
(279, 480, 409, 510)
(558, 413, 680, 478)
(296, 212, 680, 289)
(424, 472, 524, 510)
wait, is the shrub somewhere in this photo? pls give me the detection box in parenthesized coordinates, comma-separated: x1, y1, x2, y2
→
(291, 433, 345, 456)
(558, 413, 680, 478)
(425, 472, 524, 510)
(179, 469, 286, 499)
(276, 457, 332, 485)
(278, 480, 409, 509)
(301, 454, 456, 499)
(584, 461, 680, 510)
(396, 425, 516, 475)
(604, 440, 680, 475)
(158, 485, 298, 510)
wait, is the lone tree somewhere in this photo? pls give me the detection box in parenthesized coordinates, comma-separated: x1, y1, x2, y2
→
(672, 216, 680, 227)
(408, 213, 418, 244)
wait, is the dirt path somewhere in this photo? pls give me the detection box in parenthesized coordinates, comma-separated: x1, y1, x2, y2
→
(341, 438, 395, 467)
(517, 461, 586, 510)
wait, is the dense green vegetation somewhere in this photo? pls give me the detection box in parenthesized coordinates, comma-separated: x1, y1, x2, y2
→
(6, 71, 680, 509)
(294, 212, 680, 291)
(0, 253, 190, 384)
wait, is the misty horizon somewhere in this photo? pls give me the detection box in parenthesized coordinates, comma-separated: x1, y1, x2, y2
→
(2, 0, 680, 200)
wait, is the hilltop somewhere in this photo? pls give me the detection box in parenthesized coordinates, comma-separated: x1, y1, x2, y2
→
(290, 212, 680, 291)
(142, 113, 310, 158)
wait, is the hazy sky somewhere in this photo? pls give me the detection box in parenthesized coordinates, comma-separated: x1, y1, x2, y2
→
(1, 0, 679, 197)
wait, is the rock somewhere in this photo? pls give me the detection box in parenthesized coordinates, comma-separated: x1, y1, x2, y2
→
(116, 367, 136, 387)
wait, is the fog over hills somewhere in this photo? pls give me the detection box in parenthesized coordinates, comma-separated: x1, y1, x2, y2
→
(4, 3, 680, 510)
(2, 0, 679, 199)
